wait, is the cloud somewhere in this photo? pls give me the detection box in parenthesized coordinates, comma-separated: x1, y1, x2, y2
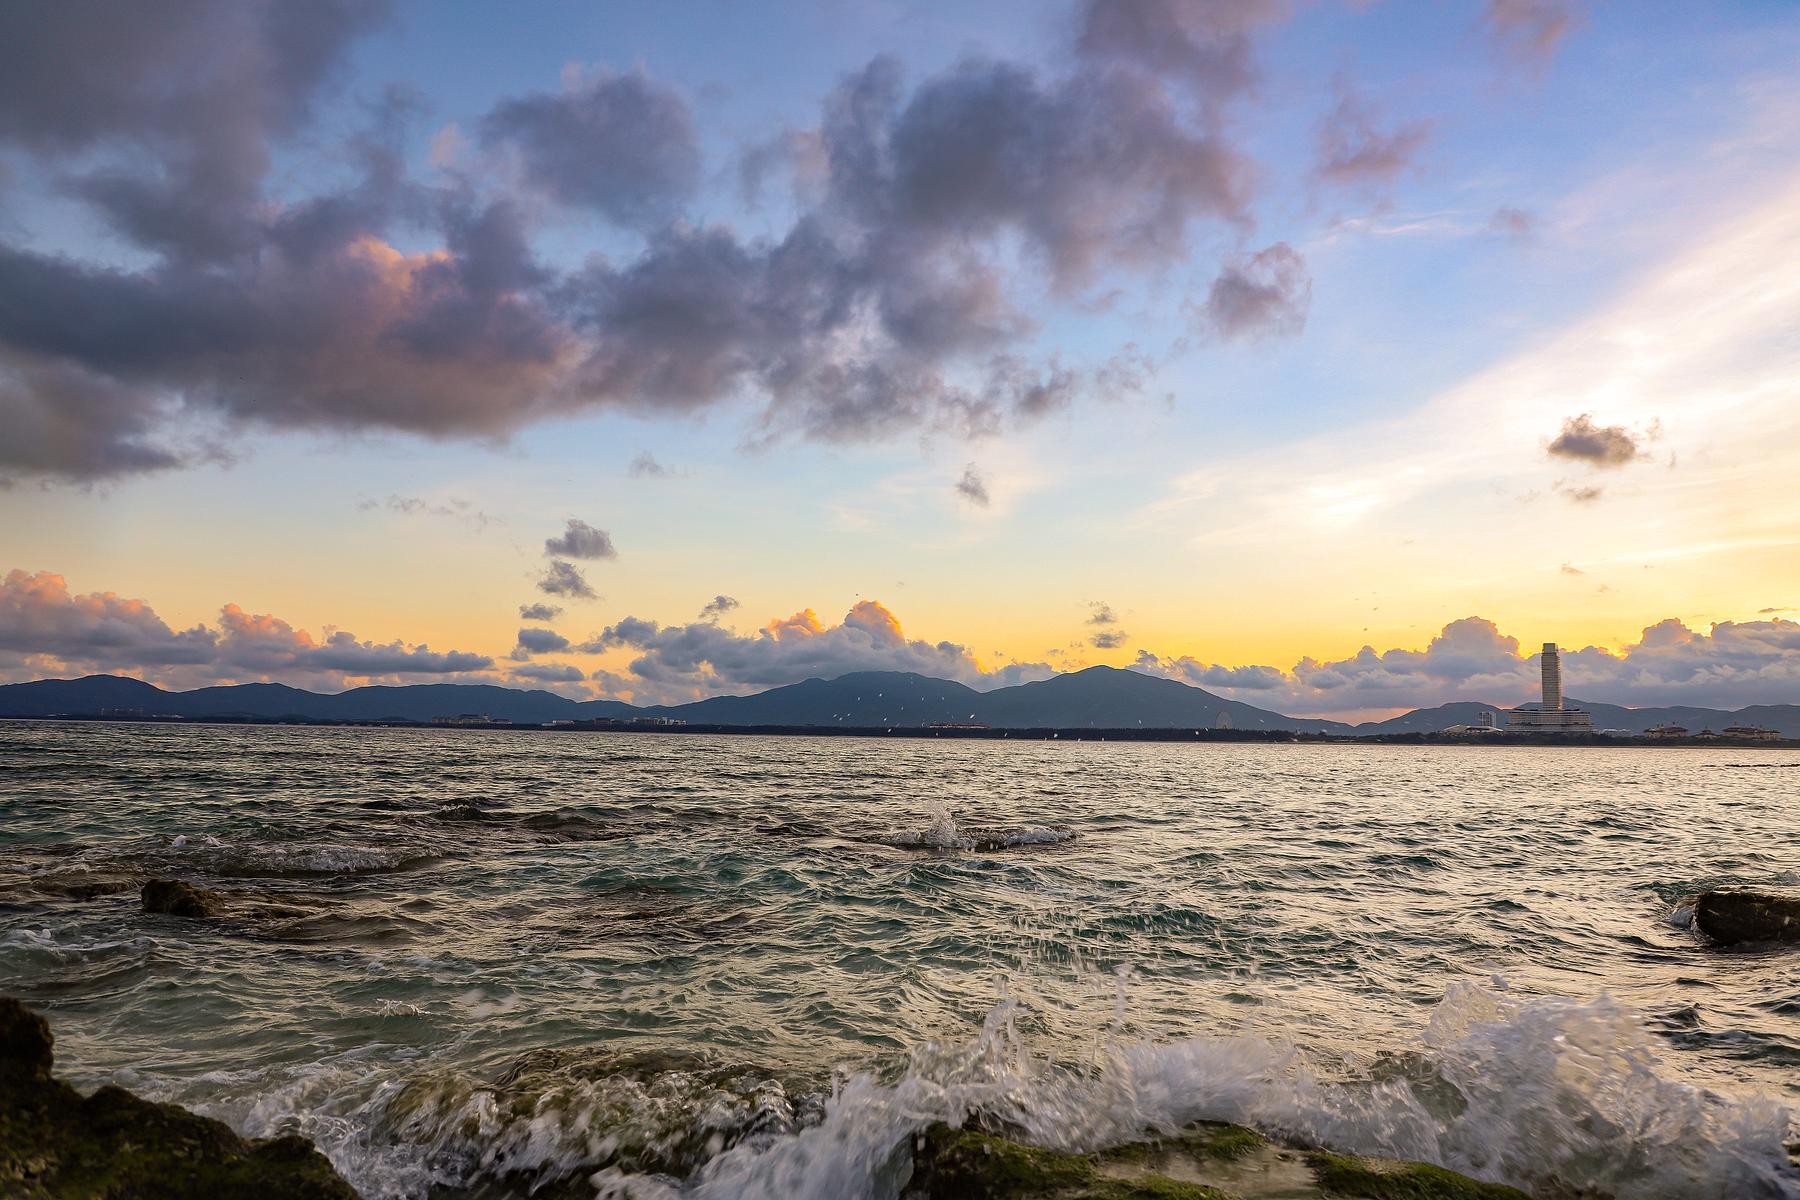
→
(537, 560, 596, 599)
(1198, 242, 1310, 341)
(543, 518, 616, 560)
(0, 568, 492, 686)
(629, 451, 672, 478)
(576, 598, 1052, 705)
(510, 661, 586, 684)
(360, 494, 495, 529)
(1314, 77, 1431, 190)
(954, 464, 991, 506)
(0, 0, 387, 261)
(511, 626, 572, 660)
(0, 1, 1284, 481)
(1133, 613, 1800, 716)
(1546, 413, 1645, 467)
(1489, 206, 1536, 238)
(1090, 629, 1129, 650)
(1087, 602, 1118, 625)
(1075, 0, 1280, 100)
(698, 595, 740, 620)
(480, 68, 699, 229)
(1482, 0, 1582, 66)
(1553, 481, 1604, 503)
(518, 602, 561, 622)
(1559, 562, 1584, 575)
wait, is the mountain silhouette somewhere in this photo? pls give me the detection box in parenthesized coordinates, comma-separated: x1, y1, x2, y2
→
(2, 670, 1794, 735)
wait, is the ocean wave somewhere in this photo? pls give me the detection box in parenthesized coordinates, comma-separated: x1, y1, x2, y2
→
(673, 980, 1799, 1200)
(139, 837, 442, 877)
(874, 801, 1075, 852)
(192, 980, 1799, 1200)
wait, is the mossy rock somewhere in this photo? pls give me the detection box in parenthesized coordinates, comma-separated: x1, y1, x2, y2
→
(0, 997, 358, 1199)
(1309, 1149, 1533, 1199)
(140, 878, 223, 919)
(909, 1121, 1550, 1200)
(907, 1124, 1230, 1199)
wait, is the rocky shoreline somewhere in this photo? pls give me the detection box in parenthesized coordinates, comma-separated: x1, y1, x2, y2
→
(0, 998, 356, 1199)
(8, 878, 1800, 1197)
(7, 993, 1549, 1200)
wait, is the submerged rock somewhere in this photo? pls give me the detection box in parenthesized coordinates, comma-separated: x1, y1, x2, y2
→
(1694, 890, 1800, 945)
(905, 1122, 1535, 1200)
(0, 997, 359, 1199)
(141, 877, 223, 918)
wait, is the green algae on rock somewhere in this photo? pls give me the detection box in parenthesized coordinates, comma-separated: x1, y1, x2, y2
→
(906, 1121, 1542, 1200)
(1308, 1149, 1534, 1199)
(906, 1123, 1231, 1199)
(0, 997, 357, 1200)
(140, 877, 223, 918)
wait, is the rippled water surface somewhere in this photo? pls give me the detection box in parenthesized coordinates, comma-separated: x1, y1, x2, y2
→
(3, 721, 1798, 1198)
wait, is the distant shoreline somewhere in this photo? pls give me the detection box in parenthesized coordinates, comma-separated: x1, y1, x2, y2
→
(5, 714, 1796, 749)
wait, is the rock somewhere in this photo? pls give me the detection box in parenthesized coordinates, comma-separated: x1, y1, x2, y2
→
(1694, 890, 1800, 945)
(1308, 1149, 1535, 1199)
(905, 1122, 1538, 1200)
(140, 877, 222, 918)
(0, 997, 359, 1199)
(0, 999, 53, 1081)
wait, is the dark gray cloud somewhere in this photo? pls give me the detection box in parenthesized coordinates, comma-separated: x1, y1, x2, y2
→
(538, 560, 596, 599)
(543, 518, 617, 560)
(0, 0, 1284, 482)
(954, 464, 991, 506)
(1087, 602, 1117, 625)
(481, 70, 699, 229)
(1315, 78, 1430, 190)
(511, 661, 585, 683)
(699, 595, 740, 620)
(1075, 0, 1282, 104)
(519, 602, 562, 622)
(1090, 629, 1129, 650)
(826, 52, 1253, 291)
(0, 0, 386, 261)
(1199, 242, 1310, 340)
(512, 626, 572, 659)
(629, 451, 672, 478)
(1483, 0, 1582, 65)
(0, 568, 491, 684)
(1547, 413, 1644, 467)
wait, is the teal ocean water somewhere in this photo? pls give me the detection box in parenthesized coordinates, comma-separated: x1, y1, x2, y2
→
(2, 721, 1797, 1198)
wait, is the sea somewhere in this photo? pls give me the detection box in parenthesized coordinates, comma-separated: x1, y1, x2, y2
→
(2, 720, 1797, 1199)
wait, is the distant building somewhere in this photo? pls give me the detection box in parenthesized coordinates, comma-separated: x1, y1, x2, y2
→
(927, 721, 990, 730)
(431, 714, 509, 726)
(1721, 724, 1782, 741)
(1505, 643, 1594, 733)
(1644, 724, 1689, 739)
(629, 716, 685, 727)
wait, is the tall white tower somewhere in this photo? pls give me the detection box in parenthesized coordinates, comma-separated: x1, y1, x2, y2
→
(1541, 642, 1563, 712)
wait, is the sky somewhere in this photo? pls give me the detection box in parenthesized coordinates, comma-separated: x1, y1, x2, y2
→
(2, 0, 1799, 720)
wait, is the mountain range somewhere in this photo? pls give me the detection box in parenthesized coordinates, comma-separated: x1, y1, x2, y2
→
(3, 668, 1797, 736)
